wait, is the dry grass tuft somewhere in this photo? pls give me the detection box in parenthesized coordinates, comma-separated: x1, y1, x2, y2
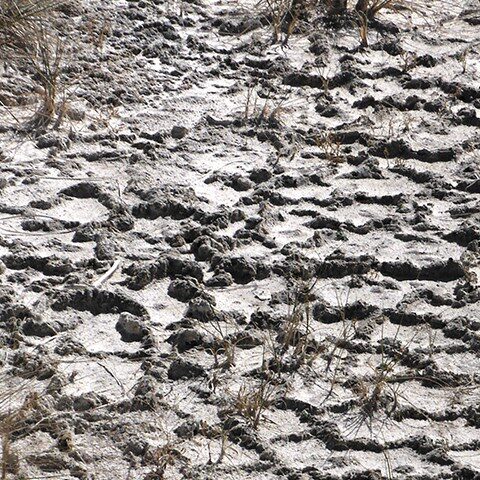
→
(144, 442, 186, 480)
(355, 0, 406, 19)
(235, 377, 279, 429)
(315, 130, 344, 163)
(0, 0, 66, 130)
(26, 27, 64, 130)
(0, 1, 59, 39)
(256, 0, 319, 44)
(0, 0, 62, 61)
(0, 385, 40, 479)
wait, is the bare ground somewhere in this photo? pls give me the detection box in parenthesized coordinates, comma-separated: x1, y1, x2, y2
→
(0, 0, 479, 479)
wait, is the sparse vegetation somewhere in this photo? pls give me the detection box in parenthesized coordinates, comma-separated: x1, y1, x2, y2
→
(256, 0, 294, 43)
(144, 442, 186, 480)
(201, 316, 239, 369)
(356, 10, 369, 47)
(26, 27, 64, 129)
(255, 0, 321, 44)
(400, 49, 417, 72)
(349, 355, 402, 432)
(0, 384, 40, 480)
(0, 0, 59, 46)
(234, 376, 279, 429)
(315, 130, 344, 162)
(272, 280, 324, 369)
(0, 0, 66, 130)
(0, 0, 477, 478)
(355, 0, 398, 19)
(243, 84, 292, 127)
(85, 17, 111, 51)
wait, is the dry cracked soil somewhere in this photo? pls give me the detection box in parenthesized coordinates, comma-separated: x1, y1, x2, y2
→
(0, 0, 479, 479)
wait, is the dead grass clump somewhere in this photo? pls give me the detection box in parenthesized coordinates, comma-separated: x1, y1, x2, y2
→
(315, 130, 344, 163)
(1, 419, 19, 480)
(256, 0, 292, 43)
(0, 389, 40, 479)
(355, 0, 402, 19)
(201, 317, 238, 370)
(26, 27, 64, 130)
(346, 324, 430, 435)
(143, 442, 186, 480)
(0, 0, 59, 46)
(235, 377, 279, 429)
(0, 0, 66, 130)
(243, 85, 294, 128)
(349, 356, 400, 428)
(355, 10, 369, 47)
(256, 0, 318, 44)
(353, 1, 416, 46)
(273, 280, 324, 369)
